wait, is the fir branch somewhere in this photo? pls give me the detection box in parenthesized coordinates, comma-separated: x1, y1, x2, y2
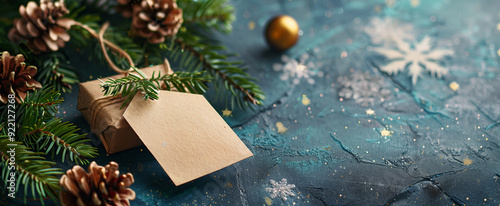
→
(23, 87, 63, 111)
(100, 67, 210, 108)
(179, 0, 235, 33)
(36, 53, 80, 93)
(21, 107, 98, 165)
(0, 87, 63, 128)
(171, 33, 265, 109)
(25, 87, 62, 119)
(0, 87, 97, 204)
(0, 136, 62, 205)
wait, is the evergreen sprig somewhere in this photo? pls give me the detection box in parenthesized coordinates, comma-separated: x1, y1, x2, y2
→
(100, 67, 211, 108)
(173, 0, 265, 109)
(179, 0, 235, 33)
(36, 53, 80, 93)
(0, 87, 98, 204)
(22, 87, 63, 116)
(21, 108, 98, 165)
(171, 32, 265, 110)
(64, 0, 265, 109)
(0, 136, 62, 206)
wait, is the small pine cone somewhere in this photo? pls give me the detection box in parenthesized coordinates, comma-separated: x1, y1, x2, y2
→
(0, 51, 42, 104)
(8, 0, 75, 53)
(116, 0, 142, 18)
(59, 161, 136, 206)
(132, 0, 183, 44)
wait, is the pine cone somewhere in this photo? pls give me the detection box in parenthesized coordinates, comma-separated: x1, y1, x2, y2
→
(116, 0, 142, 18)
(59, 161, 136, 206)
(8, 0, 75, 53)
(131, 0, 183, 44)
(0, 51, 42, 104)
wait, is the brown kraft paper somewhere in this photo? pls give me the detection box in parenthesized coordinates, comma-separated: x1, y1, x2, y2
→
(77, 62, 172, 154)
(77, 61, 253, 185)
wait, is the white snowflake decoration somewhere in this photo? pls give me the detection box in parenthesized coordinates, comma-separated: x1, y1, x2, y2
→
(374, 36, 454, 85)
(265, 178, 296, 201)
(364, 17, 414, 47)
(273, 53, 319, 85)
(337, 71, 391, 107)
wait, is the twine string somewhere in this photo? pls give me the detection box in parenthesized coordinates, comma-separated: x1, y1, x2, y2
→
(74, 21, 134, 75)
(74, 21, 173, 130)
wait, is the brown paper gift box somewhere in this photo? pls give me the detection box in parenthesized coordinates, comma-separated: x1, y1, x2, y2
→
(77, 63, 169, 154)
(77, 61, 253, 185)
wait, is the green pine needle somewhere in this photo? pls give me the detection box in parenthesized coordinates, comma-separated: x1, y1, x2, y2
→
(99, 68, 211, 108)
(179, 0, 235, 33)
(64, 0, 265, 110)
(36, 53, 80, 93)
(21, 109, 98, 165)
(0, 87, 98, 205)
(169, 32, 265, 110)
(0, 136, 62, 206)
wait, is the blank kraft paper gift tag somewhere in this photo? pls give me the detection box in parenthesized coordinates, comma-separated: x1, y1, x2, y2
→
(123, 91, 253, 186)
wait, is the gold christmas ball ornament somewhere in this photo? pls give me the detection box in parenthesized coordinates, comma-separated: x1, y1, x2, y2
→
(265, 15, 299, 50)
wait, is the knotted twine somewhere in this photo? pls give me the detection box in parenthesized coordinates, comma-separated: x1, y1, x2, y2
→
(76, 21, 172, 131)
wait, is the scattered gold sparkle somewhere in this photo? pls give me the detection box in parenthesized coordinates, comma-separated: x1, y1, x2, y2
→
(497, 23, 500, 31)
(248, 21, 256, 30)
(380, 128, 393, 137)
(449, 81, 460, 91)
(366, 108, 375, 115)
(301, 95, 311, 106)
(497, 49, 500, 56)
(265, 196, 272, 205)
(463, 157, 473, 166)
(276, 122, 288, 134)
(222, 108, 233, 117)
(410, 0, 420, 7)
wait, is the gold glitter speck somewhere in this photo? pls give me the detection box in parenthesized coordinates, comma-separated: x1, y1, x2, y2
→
(265, 196, 272, 205)
(222, 108, 233, 117)
(302, 95, 311, 106)
(449, 81, 460, 91)
(463, 157, 473, 166)
(366, 108, 375, 115)
(276, 122, 288, 134)
(380, 128, 393, 137)
(248, 21, 256, 30)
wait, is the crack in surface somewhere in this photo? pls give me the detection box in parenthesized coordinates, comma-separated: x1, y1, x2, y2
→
(306, 186, 328, 206)
(470, 100, 500, 130)
(234, 164, 249, 206)
(231, 89, 293, 129)
(368, 59, 450, 120)
(405, 160, 464, 179)
(330, 133, 387, 166)
(466, 145, 489, 160)
(384, 178, 465, 206)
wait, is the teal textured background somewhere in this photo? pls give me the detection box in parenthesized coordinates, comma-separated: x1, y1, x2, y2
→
(3, 0, 500, 205)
